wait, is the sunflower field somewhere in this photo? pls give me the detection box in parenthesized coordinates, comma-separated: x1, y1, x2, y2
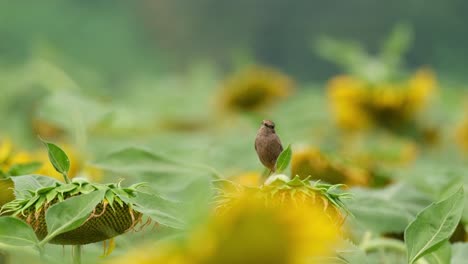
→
(1, 1, 468, 264)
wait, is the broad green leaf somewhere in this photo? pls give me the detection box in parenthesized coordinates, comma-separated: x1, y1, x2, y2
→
(346, 183, 432, 234)
(42, 190, 106, 244)
(0, 217, 38, 247)
(8, 162, 42, 176)
(275, 144, 291, 173)
(41, 140, 70, 176)
(11, 175, 60, 199)
(463, 183, 468, 223)
(405, 187, 464, 264)
(452, 242, 468, 264)
(335, 240, 369, 264)
(92, 146, 181, 174)
(116, 190, 184, 229)
(93, 146, 212, 194)
(422, 240, 451, 264)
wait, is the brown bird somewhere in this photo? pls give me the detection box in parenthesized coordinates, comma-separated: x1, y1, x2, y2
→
(255, 120, 283, 175)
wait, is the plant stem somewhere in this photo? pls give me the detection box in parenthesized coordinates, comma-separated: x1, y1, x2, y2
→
(360, 237, 406, 253)
(72, 245, 81, 264)
(62, 172, 71, 184)
(360, 237, 430, 264)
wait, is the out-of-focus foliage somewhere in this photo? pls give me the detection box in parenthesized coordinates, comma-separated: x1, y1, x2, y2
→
(1, 2, 468, 264)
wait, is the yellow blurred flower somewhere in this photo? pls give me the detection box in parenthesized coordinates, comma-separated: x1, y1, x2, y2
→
(1, 141, 101, 182)
(0, 138, 13, 164)
(291, 147, 369, 186)
(201, 192, 341, 264)
(110, 243, 189, 264)
(230, 171, 262, 187)
(218, 66, 294, 112)
(456, 118, 468, 153)
(0, 178, 14, 207)
(31, 117, 65, 140)
(328, 68, 436, 132)
(113, 177, 346, 264)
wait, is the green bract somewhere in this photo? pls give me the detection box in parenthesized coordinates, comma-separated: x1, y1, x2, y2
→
(214, 175, 352, 219)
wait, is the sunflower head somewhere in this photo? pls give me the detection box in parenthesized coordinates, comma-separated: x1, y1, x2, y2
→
(0, 178, 145, 245)
(291, 147, 369, 186)
(215, 176, 350, 227)
(456, 117, 468, 153)
(0, 138, 13, 164)
(210, 176, 348, 263)
(229, 171, 262, 187)
(327, 69, 436, 133)
(32, 117, 65, 140)
(111, 175, 350, 264)
(218, 66, 294, 112)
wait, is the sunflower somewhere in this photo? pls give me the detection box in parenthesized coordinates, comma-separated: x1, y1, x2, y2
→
(0, 138, 12, 164)
(201, 191, 341, 264)
(229, 171, 262, 187)
(456, 117, 468, 153)
(113, 178, 344, 264)
(328, 68, 436, 133)
(218, 66, 294, 112)
(31, 117, 65, 140)
(291, 147, 369, 186)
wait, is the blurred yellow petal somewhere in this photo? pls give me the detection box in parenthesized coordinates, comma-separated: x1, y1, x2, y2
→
(218, 66, 294, 112)
(0, 138, 12, 164)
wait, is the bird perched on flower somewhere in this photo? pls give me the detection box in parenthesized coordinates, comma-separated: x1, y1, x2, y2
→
(255, 120, 283, 175)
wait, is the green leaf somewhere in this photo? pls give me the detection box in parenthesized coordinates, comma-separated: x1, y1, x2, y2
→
(422, 240, 451, 264)
(275, 144, 291, 173)
(405, 187, 464, 264)
(11, 175, 60, 199)
(117, 190, 184, 229)
(335, 239, 369, 264)
(41, 190, 106, 245)
(92, 146, 181, 174)
(92, 146, 213, 193)
(452, 242, 468, 264)
(0, 216, 39, 247)
(41, 140, 70, 176)
(346, 183, 432, 234)
(0, 169, 7, 179)
(8, 162, 42, 176)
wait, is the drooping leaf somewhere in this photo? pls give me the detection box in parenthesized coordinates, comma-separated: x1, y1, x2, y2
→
(11, 175, 60, 199)
(41, 190, 106, 244)
(101, 237, 116, 258)
(275, 144, 291, 173)
(405, 187, 464, 264)
(41, 140, 70, 176)
(0, 216, 38, 247)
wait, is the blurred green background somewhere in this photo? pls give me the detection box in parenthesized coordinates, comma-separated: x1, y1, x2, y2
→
(2, 0, 468, 83)
(2, 1, 468, 263)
